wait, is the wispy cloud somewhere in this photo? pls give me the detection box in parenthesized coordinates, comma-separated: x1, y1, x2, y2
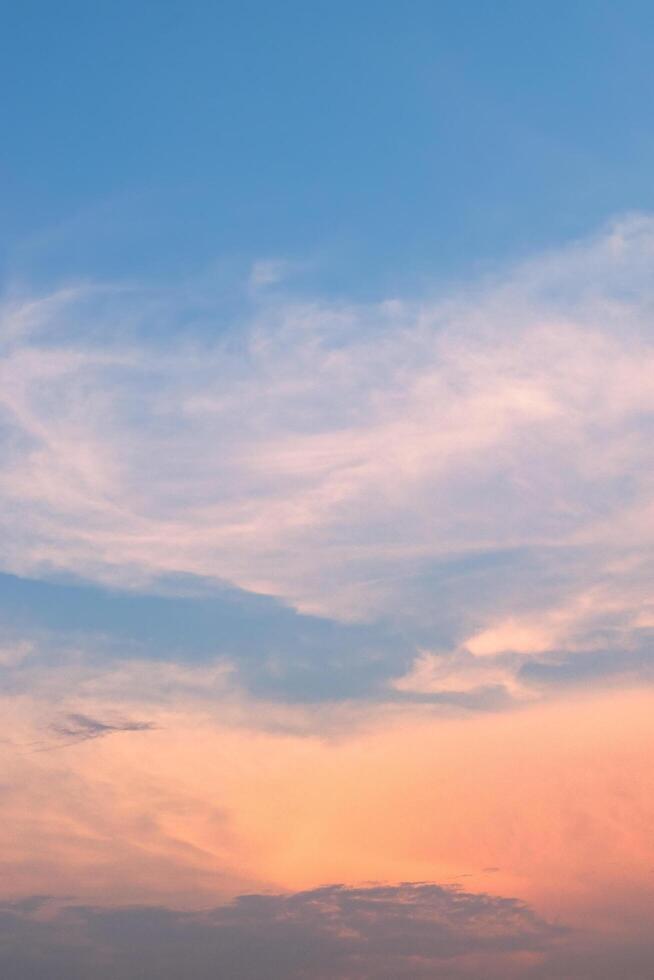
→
(248, 258, 292, 290)
(1, 215, 654, 705)
(47, 713, 156, 747)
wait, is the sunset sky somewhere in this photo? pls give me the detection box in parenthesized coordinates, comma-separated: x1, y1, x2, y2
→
(2, 3, 654, 977)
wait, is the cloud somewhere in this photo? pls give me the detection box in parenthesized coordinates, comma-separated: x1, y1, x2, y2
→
(465, 621, 555, 658)
(0, 639, 32, 668)
(3, 883, 653, 979)
(0, 882, 563, 980)
(391, 648, 533, 700)
(248, 258, 292, 290)
(1, 217, 653, 976)
(47, 713, 156, 747)
(392, 576, 654, 701)
(1, 214, 654, 703)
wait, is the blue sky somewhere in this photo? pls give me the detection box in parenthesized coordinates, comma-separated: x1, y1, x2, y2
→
(3, 0, 654, 295)
(2, 0, 654, 727)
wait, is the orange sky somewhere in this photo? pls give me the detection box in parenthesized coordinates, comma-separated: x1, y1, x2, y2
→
(3, 685, 653, 942)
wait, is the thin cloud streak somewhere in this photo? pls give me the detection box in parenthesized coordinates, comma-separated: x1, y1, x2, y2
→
(46, 713, 157, 749)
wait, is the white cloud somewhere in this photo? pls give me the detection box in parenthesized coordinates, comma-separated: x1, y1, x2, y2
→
(0, 640, 32, 669)
(1, 215, 654, 643)
(391, 648, 533, 699)
(248, 258, 291, 290)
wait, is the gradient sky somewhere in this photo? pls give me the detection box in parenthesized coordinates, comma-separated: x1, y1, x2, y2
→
(2, 3, 654, 978)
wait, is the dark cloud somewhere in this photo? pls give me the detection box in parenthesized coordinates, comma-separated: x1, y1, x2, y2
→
(0, 882, 563, 980)
(47, 713, 156, 747)
(519, 643, 654, 691)
(1, 882, 650, 979)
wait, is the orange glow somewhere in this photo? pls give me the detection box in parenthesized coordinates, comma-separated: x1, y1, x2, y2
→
(2, 687, 653, 936)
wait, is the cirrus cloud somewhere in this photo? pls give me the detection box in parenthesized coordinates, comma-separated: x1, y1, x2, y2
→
(1, 215, 653, 692)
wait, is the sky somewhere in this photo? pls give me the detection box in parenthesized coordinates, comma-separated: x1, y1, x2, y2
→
(1, 2, 654, 977)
